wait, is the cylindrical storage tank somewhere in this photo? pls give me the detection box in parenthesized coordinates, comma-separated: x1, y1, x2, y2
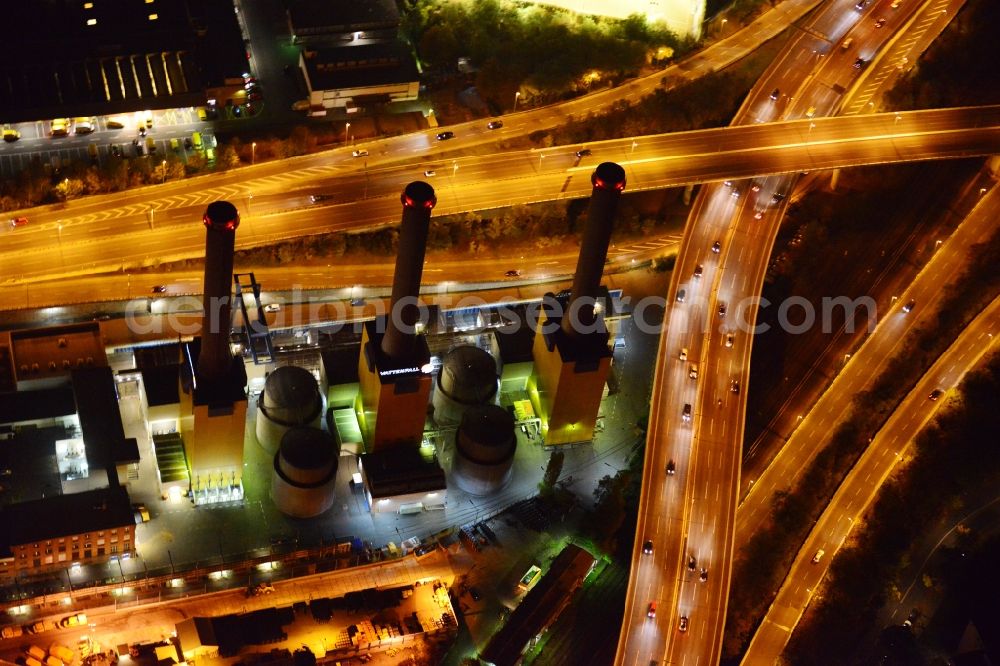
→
(452, 405, 516, 496)
(255, 366, 323, 454)
(433, 346, 498, 425)
(271, 426, 338, 518)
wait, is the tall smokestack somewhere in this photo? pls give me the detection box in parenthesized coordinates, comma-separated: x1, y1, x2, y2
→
(381, 181, 436, 360)
(562, 162, 626, 336)
(198, 200, 240, 382)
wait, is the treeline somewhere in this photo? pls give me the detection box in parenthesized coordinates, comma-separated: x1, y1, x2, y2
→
(151, 194, 682, 273)
(400, 0, 692, 110)
(525, 39, 783, 148)
(722, 218, 1000, 662)
(786, 348, 1000, 665)
(885, 0, 1000, 110)
(0, 128, 320, 213)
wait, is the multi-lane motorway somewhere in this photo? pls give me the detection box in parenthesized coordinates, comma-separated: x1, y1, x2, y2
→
(617, 0, 974, 661)
(4, 106, 1000, 291)
(743, 288, 1000, 662)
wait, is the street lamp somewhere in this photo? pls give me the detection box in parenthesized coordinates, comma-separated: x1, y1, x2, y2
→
(252, 141, 257, 165)
(161, 160, 167, 184)
(344, 122, 350, 144)
(538, 152, 545, 169)
(452, 161, 458, 178)
(513, 91, 520, 113)
(631, 140, 638, 154)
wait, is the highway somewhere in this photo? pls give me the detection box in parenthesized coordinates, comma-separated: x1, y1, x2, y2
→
(732, 180, 1000, 657)
(742, 289, 1000, 663)
(615, 0, 971, 661)
(4, 105, 1000, 291)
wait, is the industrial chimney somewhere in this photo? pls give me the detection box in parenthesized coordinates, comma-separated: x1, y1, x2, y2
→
(178, 200, 248, 507)
(562, 162, 626, 336)
(356, 181, 437, 451)
(381, 181, 436, 361)
(529, 162, 625, 446)
(198, 200, 240, 383)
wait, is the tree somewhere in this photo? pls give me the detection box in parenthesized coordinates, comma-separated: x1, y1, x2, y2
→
(541, 450, 565, 493)
(54, 178, 85, 201)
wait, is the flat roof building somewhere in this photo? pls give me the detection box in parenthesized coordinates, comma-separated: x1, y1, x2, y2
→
(0, 486, 135, 580)
(0, 0, 246, 123)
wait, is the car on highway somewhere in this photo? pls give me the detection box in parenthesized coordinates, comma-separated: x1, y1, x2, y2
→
(505, 269, 521, 277)
(903, 608, 919, 627)
(689, 364, 698, 380)
(352, 149, 369, 157)
(769, 88, 780, 101)
(486, 120, 503, 129)
(731, 379, 740, 394)
(712, 240, 721, 253)
(59, 613, 87, 628)
(928, 389, 943, 401)
(902, 299, 916, 313)
(754, 209, 764, 219)
(263, 303, 281, 313)
(682, 403, 692, 421)
(647, 601, 657, 618)
(679, 616, 689, 632)
(423, 170, 436, 177)
(350, 298, 366, 306)
(874, 16, 886, 27)
(310, 194, 334, 203)
(575, 148, 592, 157)
(891, 0, 902, 7)
(812, 549, 825, 563)
(854, 57, 868, 69)
(436, 131, 455, 141)
(642, 540, 654, 555)
(688, 555, 697, 571)
(699, 568, 708, 582)
(2, 126, 19, 142)
(854, 0, 867, 8)
(718, 302, 728, 317)
(693, 264, 703, 279)
(679, 347, 688, 361)
(9, 217, 28, 229)
(725, 333, 734, 347)
(676, 288, 686, 303)
(666, 459, 676, 475)
(151, 285, 167, 294)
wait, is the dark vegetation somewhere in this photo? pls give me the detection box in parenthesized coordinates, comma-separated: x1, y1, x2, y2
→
(786, 349, 1000, 665)
(885, 0, 1000, 110)
(723, 205, 1000, 663)
(144, 188, 689, 273)
(399, 0, 690, 111)
(524, 39, 783, 147)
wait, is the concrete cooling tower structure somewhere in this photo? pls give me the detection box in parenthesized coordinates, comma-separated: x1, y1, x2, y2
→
(432, 345, 499, 426)
(270, 426, 338, 518)
(530, 162, 626, 445)
(452, 405, 517, 496)
(255, 365, 324, 454)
